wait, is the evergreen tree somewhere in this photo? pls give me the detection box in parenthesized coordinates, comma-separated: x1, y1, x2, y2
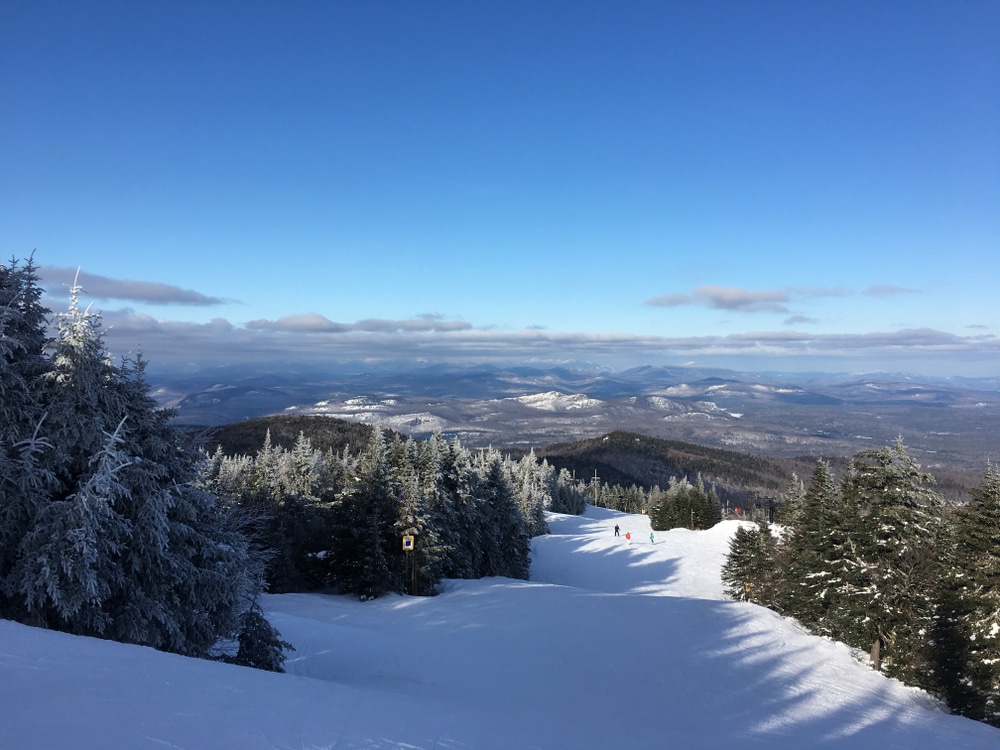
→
(649, 475, 720, 531)
(721, 521, 776, 605)
(1, 268, 288, 668)
(8, 420, 131, 633)
(775, 472, 805, 527)
(328, 427, 404, 599)
(0, 257, 52, 605)
(472, 450, 530, 580)
(933, 467, 1000, 725)
(549, 467, 587, 515)
(839, 438, 942, 680)
(230, 601, 295, 673)
(513, 450, 549, 538)
(779, 459, 845, 632)
(435, 436, 481, 580)
(396, 473, 446, 595)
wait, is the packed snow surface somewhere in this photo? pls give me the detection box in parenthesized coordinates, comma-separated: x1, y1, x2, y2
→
(3, 507, 999, 749)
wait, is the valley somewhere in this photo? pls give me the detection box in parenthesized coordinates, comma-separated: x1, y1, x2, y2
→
(157, 362, 1000, 484)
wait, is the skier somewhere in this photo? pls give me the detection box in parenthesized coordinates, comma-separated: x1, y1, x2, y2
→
(614, 524, 620, 537)
(650, 532, 655, 544)
(625, 532, 631, 543)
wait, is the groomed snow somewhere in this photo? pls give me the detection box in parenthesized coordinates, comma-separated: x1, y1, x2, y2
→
(3, 507, 999, 749)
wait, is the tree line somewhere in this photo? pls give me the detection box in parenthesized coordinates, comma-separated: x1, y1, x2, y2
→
(538, 430, 790, 507)
(202, 432, 589, 598)
(590, 474, 723, 531)
(720, 439, 1000, 727)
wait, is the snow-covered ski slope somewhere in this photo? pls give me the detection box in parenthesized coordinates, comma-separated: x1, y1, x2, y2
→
(3, 506, 998, 749)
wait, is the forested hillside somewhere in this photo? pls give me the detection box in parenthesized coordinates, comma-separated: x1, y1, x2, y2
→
(202, 414, 380, 457)
(205, 417, 806, 510)
(534, 430, 807, 507)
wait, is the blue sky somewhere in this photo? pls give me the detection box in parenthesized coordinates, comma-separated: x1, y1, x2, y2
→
(3, 1, 999, 377)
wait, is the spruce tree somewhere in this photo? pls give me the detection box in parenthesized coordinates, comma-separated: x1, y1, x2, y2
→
(396, 474, 446, 595)
(721, 521, 776, 605)
(328, 426, 404, 599)
(1, 269, 288, 668)
(780, 459, 843, 633)
(513, 450, 549, 538)
(933, 467, 1000, 725)
(839, 438, 942, 679)
(472, 450, 530, 580)
(775, 472, 805, 527)
(0, 257, 52, 608)
(435, 436, 480, 579)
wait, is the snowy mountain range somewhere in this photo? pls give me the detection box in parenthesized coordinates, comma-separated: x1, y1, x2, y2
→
(153, 362, 1000, 473)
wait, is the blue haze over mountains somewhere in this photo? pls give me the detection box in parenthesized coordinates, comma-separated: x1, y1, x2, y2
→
(152, 362, 1000, 474)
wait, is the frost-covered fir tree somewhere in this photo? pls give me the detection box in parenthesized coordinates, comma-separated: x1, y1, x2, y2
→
(839, 438, 942, 679)
(0, 257, 53, 609)
(471, 450, 530, 580)
(513, 450, 550, 538)
(549, 467, 587, 515)
(1, 270, 287, 667)
(8, 419, 131, 633)
(328, 426, 405, 599)
(433, 436, 481, 580)
(932, 467, 1000, 725)
(395, 473, 446, 595)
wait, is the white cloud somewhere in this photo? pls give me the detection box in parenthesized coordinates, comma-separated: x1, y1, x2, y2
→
(39, 267, 228, 306)
(93, 307, 1000, 377)
(647, 285, 790, 313)
(862, 284, 922, 298)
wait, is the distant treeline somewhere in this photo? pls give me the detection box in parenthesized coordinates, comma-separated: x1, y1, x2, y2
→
(202, 414, 378, 459)
(535, 430, 796, 507)
(202, 428, 589, 598)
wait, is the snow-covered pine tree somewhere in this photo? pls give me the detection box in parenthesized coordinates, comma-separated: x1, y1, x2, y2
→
(434, 436, 481, 580)
(774, 472, 805, 527)
(778, 459, 844, 633)
(8, 419, 131, 633)
(230, 600, 295, 673)
(395, 473, 446, 595)
(328, 426, 404, 599)
(3, 273, 287, 667)
(471, 450, 530, 580)
(839, 438, 943, 680)
(551, 467, 587, 515)
(0, 257, 52, 611)
(513, 450, 549, 538)
(721, 521, 776, 605)
(932, 467, 1000, 725)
